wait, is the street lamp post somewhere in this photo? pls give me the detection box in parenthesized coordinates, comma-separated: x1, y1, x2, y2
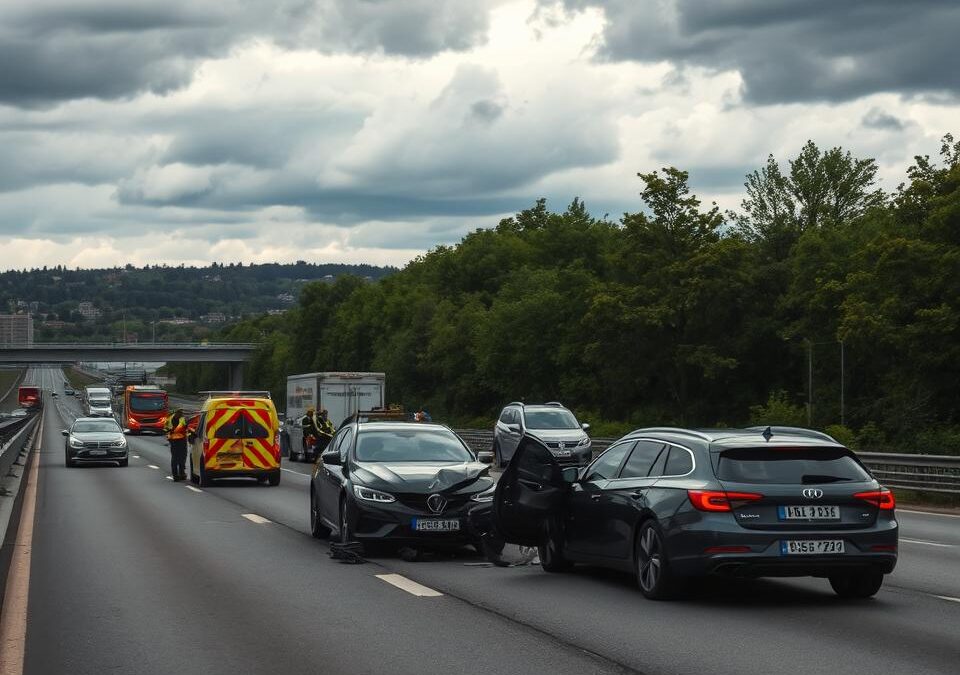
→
(790, 336, 845, 428)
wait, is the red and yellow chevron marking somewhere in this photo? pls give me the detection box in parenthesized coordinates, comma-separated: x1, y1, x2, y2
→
(243, 439, 277, 469)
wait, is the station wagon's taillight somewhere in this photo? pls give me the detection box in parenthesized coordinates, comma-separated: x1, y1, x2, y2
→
(854, 489, 895, 510)
(688, 490, 763, 512)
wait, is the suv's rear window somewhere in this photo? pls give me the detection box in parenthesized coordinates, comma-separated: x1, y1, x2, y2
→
(716, 447, 871, 484)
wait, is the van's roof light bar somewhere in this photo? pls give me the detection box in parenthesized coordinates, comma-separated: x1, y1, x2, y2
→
(199, 390, 272, 399)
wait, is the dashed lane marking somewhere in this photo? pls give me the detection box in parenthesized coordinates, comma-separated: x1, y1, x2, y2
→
(900, 538, 953, 548)
(375, 574, 443, 598)
(241, 513, 271, 524)
(185, 486, 202, 493)
(281, 468, 310, 477)
(899, 508, 960, 519)
(165, 476, 173, 481)
(147, 464, 159, 470)
(132, 455, 140, 459)
(935, 595, 960, 604)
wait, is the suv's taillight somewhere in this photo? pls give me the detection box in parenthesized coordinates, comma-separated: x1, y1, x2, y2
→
(854, 489, 895, 510)
(688, 490, 763, 512)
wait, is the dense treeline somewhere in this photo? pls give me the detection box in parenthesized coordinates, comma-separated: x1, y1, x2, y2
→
(176, 136, 960, 452)
(0, 261, 394, 342)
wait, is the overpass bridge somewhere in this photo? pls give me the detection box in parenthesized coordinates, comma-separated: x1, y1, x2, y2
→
(0, 342, 257, 388)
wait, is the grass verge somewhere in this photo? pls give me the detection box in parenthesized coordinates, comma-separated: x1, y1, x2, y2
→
(63, 367, 103, 391)
(0, 369, 24, 406)
(892, 488, 960, 511)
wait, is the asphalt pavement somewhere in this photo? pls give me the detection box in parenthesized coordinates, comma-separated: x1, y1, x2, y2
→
(13, 367, 960, 674)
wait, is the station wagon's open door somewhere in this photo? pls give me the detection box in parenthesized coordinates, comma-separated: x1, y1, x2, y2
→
(492, 434, 566, 546)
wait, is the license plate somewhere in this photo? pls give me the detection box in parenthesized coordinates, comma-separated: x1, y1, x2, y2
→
(218, 452, 243, 459)
(412, 518, 460, 532)
(778, 505, 840, 520)
(780, 539, 845, 555)
(88, 450, 107, 456)
(551, 450, 571, 457)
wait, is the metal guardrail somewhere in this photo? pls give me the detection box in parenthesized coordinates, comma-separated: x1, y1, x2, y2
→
(0, 413, 38, 446)
(454, 429, 960, 495)
(0, 414, 40, 477)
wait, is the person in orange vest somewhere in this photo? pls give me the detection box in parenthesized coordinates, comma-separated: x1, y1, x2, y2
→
(164, 408, 189, 481)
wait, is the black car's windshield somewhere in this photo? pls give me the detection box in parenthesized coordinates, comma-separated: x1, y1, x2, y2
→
(130, 395, 166, 412)
(73, 421, 122, 433)
(717, 447, 871, 484)
(524, 409, 579, 430)
(356, 429, 473, 462)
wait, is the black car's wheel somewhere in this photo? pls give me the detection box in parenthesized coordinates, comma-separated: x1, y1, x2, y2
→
(539, 518, 574, 573)
(339, 496, 351, 543)
(310, 491, 331, 539)
(635, 521, 676, 600)
(118, 457, 129, 467)
(829, 569, 884, 598)
(267, 471, 281, 487)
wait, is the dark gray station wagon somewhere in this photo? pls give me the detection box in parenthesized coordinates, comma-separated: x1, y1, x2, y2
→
(492, 427, 898, 600)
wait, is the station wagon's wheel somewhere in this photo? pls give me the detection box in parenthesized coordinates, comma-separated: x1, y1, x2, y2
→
(539, 518, 573, 573)
(829, 568, 884, 599)
(635, 521, 675, 600)
(311, 491, 331, 539)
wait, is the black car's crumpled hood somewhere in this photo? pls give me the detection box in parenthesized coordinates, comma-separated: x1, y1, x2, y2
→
(353, 461, 490, 495)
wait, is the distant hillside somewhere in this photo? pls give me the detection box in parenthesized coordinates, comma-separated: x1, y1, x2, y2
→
(0, 261, 395, 342)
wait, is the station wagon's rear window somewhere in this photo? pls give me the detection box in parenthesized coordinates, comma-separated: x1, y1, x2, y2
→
(716, 447, 871, 484)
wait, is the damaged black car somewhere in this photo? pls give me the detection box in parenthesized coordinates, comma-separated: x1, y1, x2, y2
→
(310, 420, 495, 548)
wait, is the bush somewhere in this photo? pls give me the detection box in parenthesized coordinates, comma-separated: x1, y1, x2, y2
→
(749, 391, 806, 427)
(856, 422, 887, 451)
(824, 424, 857, 448)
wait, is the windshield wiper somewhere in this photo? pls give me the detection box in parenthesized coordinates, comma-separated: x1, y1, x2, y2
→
(801, 474, 851, 484)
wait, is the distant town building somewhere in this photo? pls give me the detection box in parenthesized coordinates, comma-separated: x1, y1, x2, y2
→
(158, 318, 194, 325)
(267, 309, 287, 316)
(276, 293, 295, 304)
(0, 314, 34, 345)
(77, 301, 102, 319)
(42, 320, 66, 330)
(201, 312, 227, 323)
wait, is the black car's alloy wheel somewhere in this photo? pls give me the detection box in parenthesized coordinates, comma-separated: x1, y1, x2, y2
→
(310, 492, 331, 539)
(539, 518, 573, 573)
(636, 521, 675, 600)
(829, 568, 884, 598)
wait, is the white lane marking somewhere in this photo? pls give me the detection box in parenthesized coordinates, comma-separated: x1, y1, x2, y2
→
(899, 508, 960, 519)
(375, 574, 444, 598)
(280, 468, 310, 477)
(165, 476, 174, 481)
(185, 486, 202, 493)
(133, 455, 140, 459)
(147, 464, 159, 470)
(900, 538, 954, 548)
(242, 513, 271, 524)
(935, 595, 960, 604)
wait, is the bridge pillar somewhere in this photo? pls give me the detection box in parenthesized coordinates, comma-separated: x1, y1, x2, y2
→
(228, 362, 244, 390)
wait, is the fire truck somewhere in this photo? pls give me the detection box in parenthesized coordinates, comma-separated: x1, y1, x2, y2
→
(122, 385, 169, 434)
(17, 386, 42, 409)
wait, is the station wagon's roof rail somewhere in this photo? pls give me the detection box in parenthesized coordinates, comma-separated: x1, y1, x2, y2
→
(629, 427, 714, 442)
(506, 401, 524, 407)
(744, 426, 838, 443)
(543, 402, 565, 407)
(199, 390, 272, 399)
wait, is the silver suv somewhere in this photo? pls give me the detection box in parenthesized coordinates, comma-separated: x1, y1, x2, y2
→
(493, 402, 591, 468)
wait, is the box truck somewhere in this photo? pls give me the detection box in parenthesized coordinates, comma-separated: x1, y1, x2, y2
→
(284, 372, 385, 461)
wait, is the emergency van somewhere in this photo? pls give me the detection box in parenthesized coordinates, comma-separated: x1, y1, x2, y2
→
(188, 391, 281, 487)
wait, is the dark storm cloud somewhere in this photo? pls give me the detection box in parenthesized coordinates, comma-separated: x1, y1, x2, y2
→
(546, 0, 960, 104)
(0, 0, 496, 107)
(862, 108, 906, 131)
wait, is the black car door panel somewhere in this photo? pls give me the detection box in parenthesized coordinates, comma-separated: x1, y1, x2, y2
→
(493, 434, 565, 546)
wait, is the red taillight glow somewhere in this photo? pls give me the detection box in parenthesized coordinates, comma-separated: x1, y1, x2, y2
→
(870, 544, 898, 552)
(854, 489, 896, 510)
(704, 545, 752, 554)
(687, 490, 763, 512)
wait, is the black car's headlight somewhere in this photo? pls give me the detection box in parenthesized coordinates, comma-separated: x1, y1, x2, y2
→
(471, 486, 496, 503)
(69, 437, 84, 448)
(112, 440, 126, 448)
(353, 485, 396, 503)
(577, 437, 591, 447)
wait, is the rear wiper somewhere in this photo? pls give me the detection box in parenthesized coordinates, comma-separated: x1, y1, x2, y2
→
(801, 475, 851, 484)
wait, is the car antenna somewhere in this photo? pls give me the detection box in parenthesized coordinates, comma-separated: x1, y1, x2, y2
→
(762, 426, 773, 442)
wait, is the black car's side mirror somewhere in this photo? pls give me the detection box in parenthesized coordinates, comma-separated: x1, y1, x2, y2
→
(477, 450, 495, 464)
(60, 429, 69, 437)
(321, 450, 341, 466)
(581, 422, 590, 432)
(561, 467, 580, 484)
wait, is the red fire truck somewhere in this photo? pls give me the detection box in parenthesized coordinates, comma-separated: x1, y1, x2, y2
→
(123, 385, 169, 434)
(18, 386, 42, 409)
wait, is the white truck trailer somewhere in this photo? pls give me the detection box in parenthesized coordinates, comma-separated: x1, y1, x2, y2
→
(283, 372, 386, 461)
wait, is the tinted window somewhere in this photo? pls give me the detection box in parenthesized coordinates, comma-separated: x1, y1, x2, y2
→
(523, 409, 578, 430)
(664, 446, 694, 476)
(338, 428, 353, 462)
(130, 395, 166, 412)
(355, 429, 473, 463)
(213, 412, 270, 439)
(619, 441, 666, 478)
(717, 447, 871, 484)
(73, 420, 121, 433)
(584, 442, 632, 481)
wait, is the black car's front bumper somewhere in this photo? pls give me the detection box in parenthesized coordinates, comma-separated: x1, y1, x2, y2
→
(346, 495, 484, 546)
(67, 449, 128, 463)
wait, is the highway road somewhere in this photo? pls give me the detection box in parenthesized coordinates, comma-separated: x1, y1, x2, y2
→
(7, 367, 960, 674)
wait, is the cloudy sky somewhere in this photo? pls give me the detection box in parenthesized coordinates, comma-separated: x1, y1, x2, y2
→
(1, 0, 958, 270)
